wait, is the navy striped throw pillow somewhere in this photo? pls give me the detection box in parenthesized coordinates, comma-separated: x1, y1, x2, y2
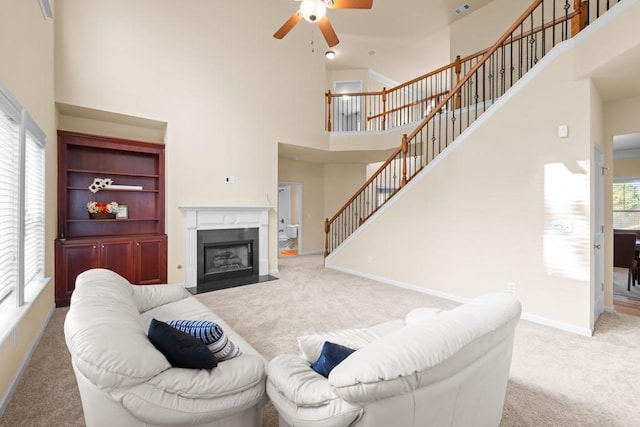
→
(167, 320, 241, 361)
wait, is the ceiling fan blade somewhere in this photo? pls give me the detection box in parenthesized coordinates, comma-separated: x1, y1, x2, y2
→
(328, 0, 373, 9)
(273, 12, 302, 39)
(317, 16, 339, 47)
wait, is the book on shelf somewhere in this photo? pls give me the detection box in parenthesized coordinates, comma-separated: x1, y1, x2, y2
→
(110, 184, 143, 190)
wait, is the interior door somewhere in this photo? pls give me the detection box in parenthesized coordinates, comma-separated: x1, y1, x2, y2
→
(333, 80, 363, 132)
(278, 186, 291, 234)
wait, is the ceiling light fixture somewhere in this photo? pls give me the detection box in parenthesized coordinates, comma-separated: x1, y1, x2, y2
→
(299, 0, 327, 23)
(325, 50, 336, 59)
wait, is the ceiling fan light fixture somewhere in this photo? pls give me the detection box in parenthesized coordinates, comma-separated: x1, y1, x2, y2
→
(299, 0, 327, 23)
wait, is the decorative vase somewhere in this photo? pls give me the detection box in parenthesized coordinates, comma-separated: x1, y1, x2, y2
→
(89, 212, 116, 219)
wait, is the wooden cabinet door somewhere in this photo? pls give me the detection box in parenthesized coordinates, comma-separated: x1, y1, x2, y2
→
(55, 240, 99, 306)
(134, 235, 167, 285)
(99, 239, 135, 283)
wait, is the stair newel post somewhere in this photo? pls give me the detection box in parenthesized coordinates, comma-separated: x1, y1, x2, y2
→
(401, 134, 408, 187)
(326, 90, 333, 132)
(571, 0, 589, 36)
(381, 87, 387, 131)
(454, 55, 462, 110)
(324, 218, 330, 257)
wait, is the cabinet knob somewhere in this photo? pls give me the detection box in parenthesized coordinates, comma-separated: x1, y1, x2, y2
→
(92, 245, 96, 249)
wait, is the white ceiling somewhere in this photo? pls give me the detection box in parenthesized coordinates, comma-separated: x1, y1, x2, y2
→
(275, 1, 640, 162)
(613, 133, 640, 155)
(276, 0, 496, 164)
(272, 0, 495, 83)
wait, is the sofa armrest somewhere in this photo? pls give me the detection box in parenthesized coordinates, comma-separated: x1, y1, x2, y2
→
(266, 354, 361, 427)
(131, 284, 188, 313)
(267, 354, 337, 407)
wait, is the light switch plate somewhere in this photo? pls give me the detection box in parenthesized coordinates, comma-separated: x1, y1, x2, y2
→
(558, 124, 569, 138)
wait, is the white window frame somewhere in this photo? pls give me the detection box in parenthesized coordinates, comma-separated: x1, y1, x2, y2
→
(0, 80, 50, 344)
(612, 177, 640, 231)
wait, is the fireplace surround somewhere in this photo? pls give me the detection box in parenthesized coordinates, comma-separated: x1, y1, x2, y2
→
(180, 205, 273, 293)
(197, 227, 259, 284)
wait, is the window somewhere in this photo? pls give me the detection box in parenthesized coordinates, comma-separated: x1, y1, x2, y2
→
(613, 179, 640, 230)
(0, 82, 47, 314)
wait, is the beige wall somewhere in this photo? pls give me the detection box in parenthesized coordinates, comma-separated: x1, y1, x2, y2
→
(323, 163, 367, 219)
(327, 1, 640, 334)
(0, 0, 56, 409)
(450, 0, 531, 59)
(614, 156, 640, 177)
(329, 45, 595, 333)
(277, 160, 366, 254)
(54, 0, 331, 280)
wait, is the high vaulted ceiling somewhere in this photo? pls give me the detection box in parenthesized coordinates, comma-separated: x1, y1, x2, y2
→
(271, 0, 496, 83)
(275, 0, 498, 164)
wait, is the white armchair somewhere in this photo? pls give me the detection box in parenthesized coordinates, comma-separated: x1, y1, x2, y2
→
(266, 292, 521, 427)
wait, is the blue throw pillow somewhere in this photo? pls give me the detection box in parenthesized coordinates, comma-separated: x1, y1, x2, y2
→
(167, 320, 241, 361)
(148, 319, 217, 369)
(310, 341, 356, 378)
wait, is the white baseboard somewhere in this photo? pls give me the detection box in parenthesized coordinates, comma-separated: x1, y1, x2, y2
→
(299, 250, 324, 256)
(326, 263, 594, 337)
(0, 303, 56, 416)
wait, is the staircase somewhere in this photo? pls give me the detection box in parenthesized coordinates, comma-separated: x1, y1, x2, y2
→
(324, 0, 621, 256)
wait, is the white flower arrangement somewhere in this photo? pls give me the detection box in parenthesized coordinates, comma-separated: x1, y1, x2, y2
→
(88, 177, 113, 193)
(87, 201, 119, 214)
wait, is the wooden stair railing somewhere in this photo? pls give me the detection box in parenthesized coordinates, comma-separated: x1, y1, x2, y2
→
(324, 0, 621, 257)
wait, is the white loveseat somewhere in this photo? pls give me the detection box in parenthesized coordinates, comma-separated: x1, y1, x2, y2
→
(266, 292, 521, 427)
(64, 268, 267, 427)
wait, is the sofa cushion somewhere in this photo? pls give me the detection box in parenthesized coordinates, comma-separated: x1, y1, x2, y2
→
(148, 319, 218, 369)
(310, 341, 356, 378)
(167, 319, 241, 361)
(118, 352, 267, 424)
(140, 296, 264, 360)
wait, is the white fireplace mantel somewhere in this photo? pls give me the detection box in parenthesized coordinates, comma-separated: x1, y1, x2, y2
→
(179, 205, 271, 288)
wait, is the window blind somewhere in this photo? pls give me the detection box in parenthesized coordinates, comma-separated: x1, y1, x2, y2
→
(0, 109, 19, 303)
(613, 180, 640, 230)
(24, 126, 46, 287)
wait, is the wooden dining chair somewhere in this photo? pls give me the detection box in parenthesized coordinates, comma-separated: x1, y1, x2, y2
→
(613, 232, 638, 291)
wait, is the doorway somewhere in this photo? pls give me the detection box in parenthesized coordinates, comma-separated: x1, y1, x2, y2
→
(611, 132, 640, 316)
(278, 182, 303, 257)
(333, 80, 363, 132)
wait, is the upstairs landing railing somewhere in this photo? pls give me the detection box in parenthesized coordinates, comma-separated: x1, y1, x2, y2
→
(325, 0, 621, 256)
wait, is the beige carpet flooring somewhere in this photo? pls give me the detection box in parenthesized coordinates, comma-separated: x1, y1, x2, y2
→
(1, 254, 639, 426)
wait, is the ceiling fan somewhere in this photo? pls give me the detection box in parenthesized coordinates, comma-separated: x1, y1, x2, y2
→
(273, 0, 373, 48)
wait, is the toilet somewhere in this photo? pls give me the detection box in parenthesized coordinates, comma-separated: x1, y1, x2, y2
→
(279, 224, 298, 249)
(284, 224, 298, 239)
